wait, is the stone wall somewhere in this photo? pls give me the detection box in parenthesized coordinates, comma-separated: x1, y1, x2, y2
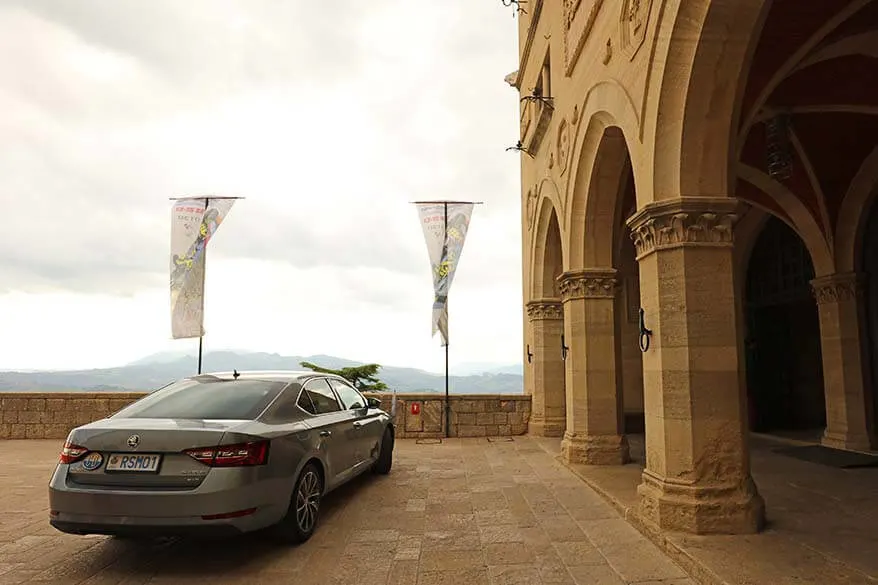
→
(0, 392, 531, 440)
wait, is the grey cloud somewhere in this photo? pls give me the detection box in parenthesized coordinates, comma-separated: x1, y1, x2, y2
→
(209, 202, 428, 277)
(0, 0, 521, 296)
(11, 0, 370, 90)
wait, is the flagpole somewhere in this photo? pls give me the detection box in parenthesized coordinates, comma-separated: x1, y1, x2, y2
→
(443, 201, 450, 438)
(169, 195, 244, 377)
(197, 196, 208, 375)
(410, 199, 483, 440)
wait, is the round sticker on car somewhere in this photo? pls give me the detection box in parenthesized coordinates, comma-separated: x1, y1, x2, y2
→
(81, 452, 104, 471)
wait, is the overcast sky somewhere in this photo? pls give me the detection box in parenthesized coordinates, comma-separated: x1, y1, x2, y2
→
(0, 1, 523, 374)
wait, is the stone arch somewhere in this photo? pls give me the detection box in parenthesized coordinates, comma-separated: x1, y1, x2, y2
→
(736, 163, 834, 275)
(526, 188, 568, 439)
(652, 0, 769, 201)
(530, 194, 565, 299)
(554, 99, 642, 466)
(563, 80, 643, 266)
(836, 146, 878, 272)
(733, 206, 772, 282)
(566, 114, 640, 270)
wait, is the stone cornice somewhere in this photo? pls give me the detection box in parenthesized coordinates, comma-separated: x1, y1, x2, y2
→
(526, 299, 564, 321)
(811, 273, 865, 305)
(557, 269, 618, 302)
(625, 198, 741, 260)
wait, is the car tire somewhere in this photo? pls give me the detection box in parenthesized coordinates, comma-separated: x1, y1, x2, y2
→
(373, 428, 394, 475)
(273, 461, 323, 545)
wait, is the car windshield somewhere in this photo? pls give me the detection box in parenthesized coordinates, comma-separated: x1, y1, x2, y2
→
(114, 377, 288, 420)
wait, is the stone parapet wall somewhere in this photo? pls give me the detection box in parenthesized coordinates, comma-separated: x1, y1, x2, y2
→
(0, 392, 530, 440)
(0, 393, 142, 440)
(377, 394, 531, 439)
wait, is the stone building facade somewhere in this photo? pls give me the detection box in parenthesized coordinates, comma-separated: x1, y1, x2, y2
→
(513, 0, 878, 535)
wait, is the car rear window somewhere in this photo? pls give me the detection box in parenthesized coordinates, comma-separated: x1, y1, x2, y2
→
(114, 378, 288, 420)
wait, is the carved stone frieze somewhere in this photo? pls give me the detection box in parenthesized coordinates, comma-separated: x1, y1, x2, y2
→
(526, 299, 564, 321)
(563, 0, 605, 76)
(626, 198, 741, 259)
(557, 118, 571, 175)
(557, 270, 618, 302)
(811, 273, 865, 305)
(525, 188, 538, 232)
(620, 0, 653, 60)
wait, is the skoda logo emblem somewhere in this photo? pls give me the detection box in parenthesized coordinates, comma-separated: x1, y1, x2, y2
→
(127, 434, 140, 449)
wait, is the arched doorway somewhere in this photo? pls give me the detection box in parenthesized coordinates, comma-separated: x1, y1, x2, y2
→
(558, 122, 638, 465)
(745, 216, 825, 435)
(527, 199, 566, 437)
(860, 198, 878, 437)
(615, 164, 644, 435)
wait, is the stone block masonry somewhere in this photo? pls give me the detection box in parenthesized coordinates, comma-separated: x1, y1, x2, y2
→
(0, 392, 531, 440)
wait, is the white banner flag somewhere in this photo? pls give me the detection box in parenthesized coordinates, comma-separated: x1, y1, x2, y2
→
(416, 202, 474, 345)
(169, 198, 236, 339)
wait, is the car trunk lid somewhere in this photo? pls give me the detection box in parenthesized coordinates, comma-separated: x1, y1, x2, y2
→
(65, 418, 248, 489)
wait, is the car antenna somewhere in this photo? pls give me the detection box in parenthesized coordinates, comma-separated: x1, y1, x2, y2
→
(233, 369, 240, 380)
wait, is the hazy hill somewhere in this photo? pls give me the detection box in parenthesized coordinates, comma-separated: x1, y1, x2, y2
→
(0, 351, 524, 395)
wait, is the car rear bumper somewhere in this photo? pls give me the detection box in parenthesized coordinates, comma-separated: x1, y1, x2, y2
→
(49, 517, 243, 538)
(48, 504, 283, 537)
(48, 464, 291, 537)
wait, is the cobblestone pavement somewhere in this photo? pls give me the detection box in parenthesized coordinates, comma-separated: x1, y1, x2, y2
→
(0, 438, 692, 585)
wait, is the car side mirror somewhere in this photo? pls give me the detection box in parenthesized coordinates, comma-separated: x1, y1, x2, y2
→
(366, 397, 382, 409)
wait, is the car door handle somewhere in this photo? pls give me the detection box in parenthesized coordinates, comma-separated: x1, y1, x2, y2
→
(353, 421, 364, 428)
(319, 430, 332, 437)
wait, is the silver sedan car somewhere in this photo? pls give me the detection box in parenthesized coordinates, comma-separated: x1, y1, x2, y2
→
(48, 370, 395, 543)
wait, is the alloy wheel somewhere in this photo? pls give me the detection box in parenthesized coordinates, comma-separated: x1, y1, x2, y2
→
(295, 470, 321, 533)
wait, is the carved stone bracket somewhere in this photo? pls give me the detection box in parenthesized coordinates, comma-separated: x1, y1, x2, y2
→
(526, 299, 564, 321)
(626, 198, 741, 260)
(557, 270, 618, 302)
(811, 273, 865, 305)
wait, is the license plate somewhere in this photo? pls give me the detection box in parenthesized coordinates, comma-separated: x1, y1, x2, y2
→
(105, 453, 162, 473)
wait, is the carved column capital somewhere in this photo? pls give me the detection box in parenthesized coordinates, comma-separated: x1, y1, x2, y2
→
(626, 197, 741, 260)
(810, 273, 865, 305)
(557, 269, 618, 302)
(526, 299, 564, 321)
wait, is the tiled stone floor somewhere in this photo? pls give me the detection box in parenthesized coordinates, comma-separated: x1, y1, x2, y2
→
(0, 438, 691, 585)
(538, 434, 878, 585)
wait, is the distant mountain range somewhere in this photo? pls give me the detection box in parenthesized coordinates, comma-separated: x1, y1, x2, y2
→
(0, 351, 524, 395)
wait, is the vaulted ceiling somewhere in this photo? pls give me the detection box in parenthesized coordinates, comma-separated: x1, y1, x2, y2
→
(735, 0, 878, 250)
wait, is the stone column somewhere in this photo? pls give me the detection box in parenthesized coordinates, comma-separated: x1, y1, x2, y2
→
(627, 197, 765, 535)
(811, 273, 877, 451)
(557, 270, 630, 465)
(526, 299, 566, 437)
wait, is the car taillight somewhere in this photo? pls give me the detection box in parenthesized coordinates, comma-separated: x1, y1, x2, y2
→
(183, 441, 269, 467)
(59, 441, 88, 464)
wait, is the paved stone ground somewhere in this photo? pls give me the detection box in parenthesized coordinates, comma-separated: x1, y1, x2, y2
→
(539, 434, 878, 585)
(0, 438, 691, 585)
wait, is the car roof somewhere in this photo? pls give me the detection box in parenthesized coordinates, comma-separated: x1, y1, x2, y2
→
(191, 370, 342, 383)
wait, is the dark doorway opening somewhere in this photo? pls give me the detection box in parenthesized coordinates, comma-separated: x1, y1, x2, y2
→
(745, 216, 825, 433)
(860, 199, 878, 436)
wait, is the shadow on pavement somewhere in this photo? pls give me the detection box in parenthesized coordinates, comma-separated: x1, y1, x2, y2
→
(101, 469, 375, 578)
